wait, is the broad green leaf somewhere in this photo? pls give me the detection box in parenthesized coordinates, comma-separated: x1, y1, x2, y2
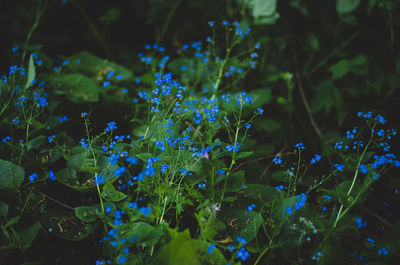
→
(244, 184, 279, 202)
(329, 60, 350, 80)
(24, 54, 36, 89)
(256, 118, 280, 132)
(75, 206, 98, 222)
(132, 125, 149, 138)
(0, 159, 25, 190)
(97, 155, 118, 183)
(226, 170, 245, 192)
(102, 182, 128, 202)
(336, 181, 352, 206)
(48, 74, 99, 103)
(151, 230, 226, 265)
(220, 208, 263, 243)
(251, 0, 277, 17)
(349, 54, 368, 75)
(336, 0, 361, 14)
(55, 167, 78, 187)
(130, 222, 163, 248)
(0, 201, 8, 218)
(27, 135, 46, 151)
(248, 88, 272, 109)
(40, 210, 93, 241)
(66, 51, 132, 80)
(135, 153, 153, 162)
(15, 222, 41, 250)
(236, 151, 254, 159)
(310, 81, 336, 114)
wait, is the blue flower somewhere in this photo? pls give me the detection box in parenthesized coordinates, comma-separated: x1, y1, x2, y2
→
(323, 195, 331, 200)
(207, 243, 216, 254)
(48, 171, 56, 181)
(114, 166, 126, 177)
(139, 206, 152, 216)
(247, 204, 256, 212)
(105, 206, 112, 213)
(284, 206, 293, 215)
(106, 121, 117, 132)
(359, 164, 368, 174)
(273, 157, 282, 165)
(294, 142, 305, 150)
(59, 115, 68, 122)
(236, 247, 250, 261)
(334, 164, 344, 171)
(236, 236, 247, 245)
(94, 174, 105, 185)
(117, 256, 127, 264)
(355, 217, 367, 228)
(126, 157, 138, 164)
(311, 154, 321, 164)
(29, 173, 38, 182)
(129, 202, 138, 209)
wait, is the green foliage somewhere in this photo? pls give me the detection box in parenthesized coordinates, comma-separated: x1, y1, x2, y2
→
(151, 230, 226, 265)
(0, 159, 25, 191)
(0, 0, 399, 264)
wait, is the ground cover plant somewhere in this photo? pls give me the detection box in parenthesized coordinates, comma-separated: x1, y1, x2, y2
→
(0, 0, 399, 265)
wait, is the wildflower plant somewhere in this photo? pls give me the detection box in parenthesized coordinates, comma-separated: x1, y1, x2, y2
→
(0, 4, 399, 265)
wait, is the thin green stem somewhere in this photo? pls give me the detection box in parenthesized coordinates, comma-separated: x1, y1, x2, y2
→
(332, 130, 374, 229)
(254, 238, 273, 265)
(220, 105, 242, 202)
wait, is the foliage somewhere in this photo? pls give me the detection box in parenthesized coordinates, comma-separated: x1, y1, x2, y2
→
(0, 0, 399, 265)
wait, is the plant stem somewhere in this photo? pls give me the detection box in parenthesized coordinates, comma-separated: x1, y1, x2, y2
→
(254, 238, 273, 265)
(220, 105, 242, 202)
(333, 131, 374, 228)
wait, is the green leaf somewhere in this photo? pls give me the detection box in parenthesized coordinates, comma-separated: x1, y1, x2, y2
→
(102, 182, 128, 202)
(48, 74, 99, 103)
(308, 34, 319, 50)
(3, 216, 20, 228)
(15, 222, 41, 250)
(256, 118, 280, 132)
(0, 201, 8, 218)
(220, 208, 263, 243)
(329, 60, 350, 80)
(236, 151, 254, 159)
(367, 0, 379, 14)
(336, 181, 352, 206)
(27, 135, 46, 151)
(135, 153, 153, 162)
(226, 171, 245, 192)
(244, 184, 279, 202)
(132, 125, 149, 138)
(40, 210, 93, 241)
(75, 206, 98, 222)
(336, 0, 361, 14)
(248, 88, 272, 109)
(151, 230, 226, 265)
(66, 51, 132, 80)
(24, 54, 36, 89)
(249, 0, 280, 25)
(251, 0, 277, 17)
(130, 222, 163, 248)
(0, 159, 25, 190)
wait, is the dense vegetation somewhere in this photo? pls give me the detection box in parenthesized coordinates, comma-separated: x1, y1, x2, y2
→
(0, 0, 399, 264)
